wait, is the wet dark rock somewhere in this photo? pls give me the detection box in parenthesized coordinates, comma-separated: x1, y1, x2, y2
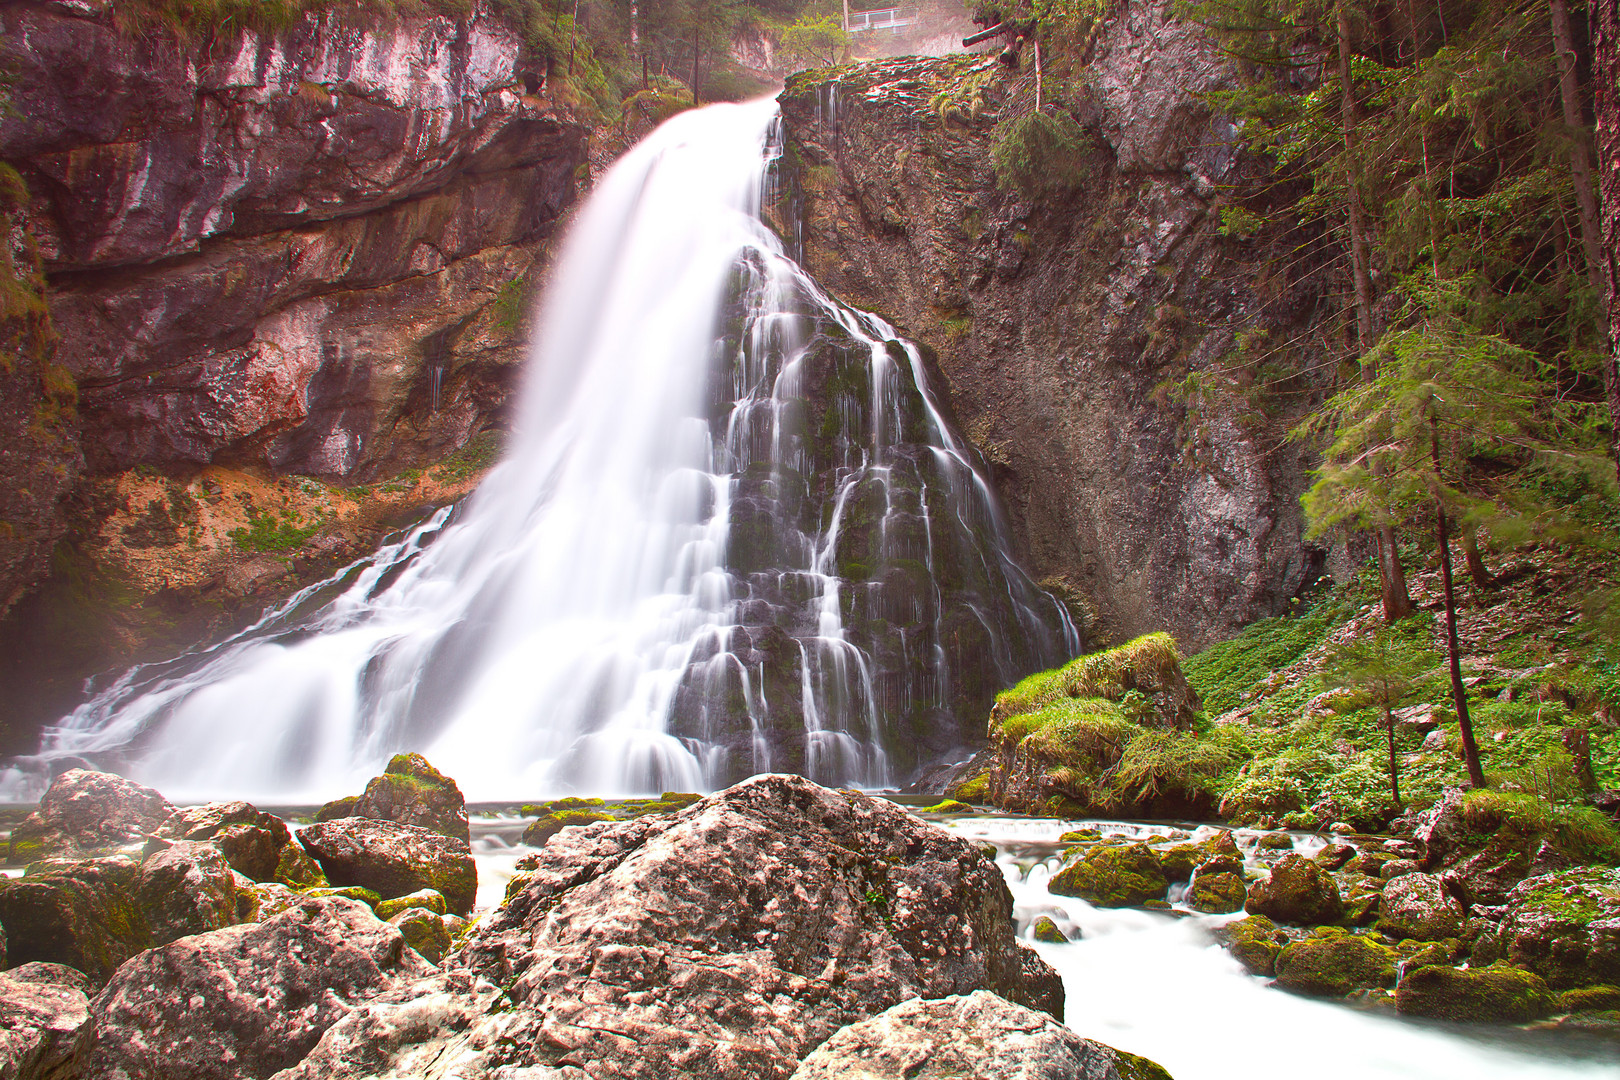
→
(1377, 872, 1463, 942)
(297, 817, 477, 916)
(1049, 842, 1168, 907)
(211, 824, 285, 883)
(7, 770, 172, 862)
(323, 754, 470, 844)
(79, 897, 434, 1080)
(135, 840, 240, 945)
(1244, 853, 1344, 926)
(789, 991, 1172, 1080)
(0, 857, 149, 986)
(0, 962, 92, 1080)
(1394, 962, 1554, 1022)
(1273, 929, 1397, 998)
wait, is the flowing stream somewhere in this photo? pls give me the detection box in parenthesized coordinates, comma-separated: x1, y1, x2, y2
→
(462, 810, 1616, 1079)
(8, 100, 1073, 803)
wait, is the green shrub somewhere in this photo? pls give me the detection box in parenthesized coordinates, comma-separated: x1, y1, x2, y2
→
(991, 110, 1094, 198)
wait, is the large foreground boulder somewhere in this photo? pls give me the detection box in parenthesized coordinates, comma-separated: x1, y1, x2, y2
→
(154, 800, 294, 882)
(79, 897, 434, 1080)
(8, 770, 172, 863)
(277, 774, 1062, 1080)
(0, 963, 92, 1080)
(1394, 962, 1554, 1022)
(789, 991, 1172, 1080)
(297, 818, 477, 916)
(317, 754, 470, 843)
(1377, 872, 1462, 942)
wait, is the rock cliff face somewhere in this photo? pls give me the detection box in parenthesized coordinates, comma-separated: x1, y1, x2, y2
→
(778, 0, 1341, 649)
(0, 0, 587, 619)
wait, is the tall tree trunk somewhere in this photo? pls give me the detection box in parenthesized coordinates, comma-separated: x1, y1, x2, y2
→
(1338, 0, 1413, 623)
(1432, 415, 1487, 789)
(1552, 0, 1620, 480)
(1596, 0, 1620, 480)
(691, 19, 701, 103)
(630, 0, 639, 49)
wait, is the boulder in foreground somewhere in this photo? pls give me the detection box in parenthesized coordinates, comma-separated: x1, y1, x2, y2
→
(79, 896, 434, 1080)
(791, 990, 1171, 1080)
(317, 754, 470, 843)
(280, 774, 1063, 1080)
(0, 963, 92, 1080)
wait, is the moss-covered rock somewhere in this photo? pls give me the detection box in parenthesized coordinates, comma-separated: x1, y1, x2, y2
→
(1273, 928, 1398, 997)
(303, 885, 384, 908)
(922, 799, 973, 813)
(136, 840, 239, 945)
(1186, 871, 1247, 914)
(210, 823, 283, 882)
(1256, 833, 1293, 851)
(1395, 962, 1555, 1022)
(275, 841, 328, 889)
(1153, 843, 1205, 883)
(1314, 843, 1356, 870)
(1245, 853, 1345, 926)
(1493, 866, 1620, 989)
(298, 818, 476, 916)
(521, 809, 616, 846)
(375, 889, 449, 920)
(0, 856, 151, 986)
(1377, 872, 1462, 942)
(1031, 916, 1068, 943)
(1556, 984, 1620, 1012)
(389, 906, 452, 964)
(1048, 842, 1168, 907)
(349, 754, 470, 843)
(314, 795, 360, 822)
(1216, 915, 1288, 976)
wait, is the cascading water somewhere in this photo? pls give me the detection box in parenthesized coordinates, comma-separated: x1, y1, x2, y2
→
(10, 100, 1075, 803)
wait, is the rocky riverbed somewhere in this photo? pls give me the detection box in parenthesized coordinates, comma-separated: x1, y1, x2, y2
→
(2, 758, 1617, 1078)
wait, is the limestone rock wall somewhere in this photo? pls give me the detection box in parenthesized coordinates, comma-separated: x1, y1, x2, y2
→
(778, 0, 1344, 649)
(0, 0, 587, 616)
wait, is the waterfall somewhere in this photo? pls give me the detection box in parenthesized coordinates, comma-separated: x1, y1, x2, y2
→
(11, 100, 1076, 803)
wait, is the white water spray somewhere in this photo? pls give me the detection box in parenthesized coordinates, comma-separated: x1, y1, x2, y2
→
(14, 101, 1073, 803)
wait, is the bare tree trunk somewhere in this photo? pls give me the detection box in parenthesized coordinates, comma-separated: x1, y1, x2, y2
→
(691, 19, 701, 103)
(1338, 0, 1413, 623)
(1432, 416, 1486, 789)
(1595, 0, 1620, 480)
(1460, 522, 1493, 589)
(630, 0, 639, 49)
(1034, 39, 1043, 111)
(1552, 0, 1619, 481)
(1383, 703, 1402, 805)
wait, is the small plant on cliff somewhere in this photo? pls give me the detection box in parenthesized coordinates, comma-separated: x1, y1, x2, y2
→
(990, 109, 1092, 198)
(230, 506, 322, 553)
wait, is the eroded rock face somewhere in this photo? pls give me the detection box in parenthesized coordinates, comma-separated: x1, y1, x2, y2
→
(778, 2, 1337, 650)
(80, 896, 434, 1080)
(298, 817, 477, 916)
(789, 991, 1170, 1080)
(8, 769, 173, 861)
(0, 1, 585, 619)
(0, 963, 92, 1080)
